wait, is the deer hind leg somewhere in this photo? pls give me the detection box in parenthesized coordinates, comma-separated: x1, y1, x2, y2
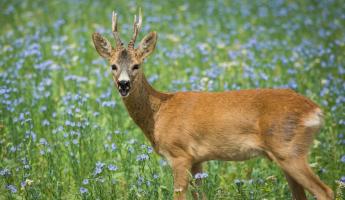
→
(283, 171, 307, 200)
(272, 155, 333, 200)
(171, 157, 192, 200)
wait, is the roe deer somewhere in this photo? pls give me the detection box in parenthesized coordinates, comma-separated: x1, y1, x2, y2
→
(92, 10, 334, 200)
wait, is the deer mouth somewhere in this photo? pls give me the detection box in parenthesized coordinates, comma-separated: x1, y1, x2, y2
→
(118, 87, 130, 97)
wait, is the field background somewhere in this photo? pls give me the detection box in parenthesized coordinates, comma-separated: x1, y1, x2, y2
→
(1, 0, 345, 199)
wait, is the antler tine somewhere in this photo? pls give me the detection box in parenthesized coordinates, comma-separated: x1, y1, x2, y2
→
(112, 11, 123, 47)
(128, 8, 142, 50)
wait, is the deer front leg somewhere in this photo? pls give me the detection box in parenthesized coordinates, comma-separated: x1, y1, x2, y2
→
(171, 157, 192, 200)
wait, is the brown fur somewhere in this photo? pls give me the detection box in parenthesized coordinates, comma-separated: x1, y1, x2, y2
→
(92, 12, 333, 200)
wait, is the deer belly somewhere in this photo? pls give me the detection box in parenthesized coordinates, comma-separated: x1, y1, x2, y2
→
(216, 143, 263, 161)
(188, 136, 263, 162)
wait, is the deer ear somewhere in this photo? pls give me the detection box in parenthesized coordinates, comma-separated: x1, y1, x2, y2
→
(92, 32, 113, 58)
(137, 32, 157, 59)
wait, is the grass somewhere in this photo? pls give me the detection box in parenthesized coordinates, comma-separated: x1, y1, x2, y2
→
(0, 0, 345, 199)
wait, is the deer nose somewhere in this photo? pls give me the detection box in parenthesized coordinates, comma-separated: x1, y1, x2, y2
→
(118, 80, 130, 90)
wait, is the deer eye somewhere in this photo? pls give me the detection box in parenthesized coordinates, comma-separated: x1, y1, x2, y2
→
(111, 64, 118, 71)
(132, 64, 140, 71)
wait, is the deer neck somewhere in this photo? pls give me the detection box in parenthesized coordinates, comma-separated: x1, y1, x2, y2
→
(122, 73, 170, 146)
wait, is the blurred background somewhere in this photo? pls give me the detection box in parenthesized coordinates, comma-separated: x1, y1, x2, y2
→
(0, 0, 344, 199)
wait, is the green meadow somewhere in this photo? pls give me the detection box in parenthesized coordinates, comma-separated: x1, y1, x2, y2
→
(0, 0, 344, 199)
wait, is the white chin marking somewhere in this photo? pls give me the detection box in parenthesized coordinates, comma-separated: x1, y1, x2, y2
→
(119, 89, 129, 97)
(303, 108, 324, 127)
(120, 92, 129, 97)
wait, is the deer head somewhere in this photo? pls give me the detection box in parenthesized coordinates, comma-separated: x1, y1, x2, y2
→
(92, 10, 157, 97)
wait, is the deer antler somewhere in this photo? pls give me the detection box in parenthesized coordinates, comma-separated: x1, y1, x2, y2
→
(112, 11, 123, 48)
(128, 8, 142, 50)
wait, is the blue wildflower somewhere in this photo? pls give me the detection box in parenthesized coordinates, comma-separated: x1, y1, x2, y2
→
(94, 162, 105, 175)
(194, 172, 208, 179)
(39, 138, 48, 145)
(9, 146, 16, 152)
(137, 176, 144, 185)
(234, 179, 244, 186)
(108, 164, 118, 171)
(19, 113, 25, 121)
(147, 146, 153, 153)
(21, 181, 26, 188)
(136, 154, 149, 161)
(146, 180, 151, 187)
(111, 143, 117, 151)
(80, 187, 88, 194)
(94, 167, 102, 175)
(153, 174, 159, 179)
(340, 176, 345, 183)
(101, 101, 116, 108)
(72, 139, 78, 145)
(39, 106, 47, 112)
(128, 147, 134, 153)
(0, 168, 11, 176)
(341, 155, 345, 163)
(96, 161, 105, 168)
(82, 179, 89, 185)
(65, 120, 71, 126)
(6, 185, 17, 193)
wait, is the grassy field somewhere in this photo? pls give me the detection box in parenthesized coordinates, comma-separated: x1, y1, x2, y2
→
(1, 0, 345, 199)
